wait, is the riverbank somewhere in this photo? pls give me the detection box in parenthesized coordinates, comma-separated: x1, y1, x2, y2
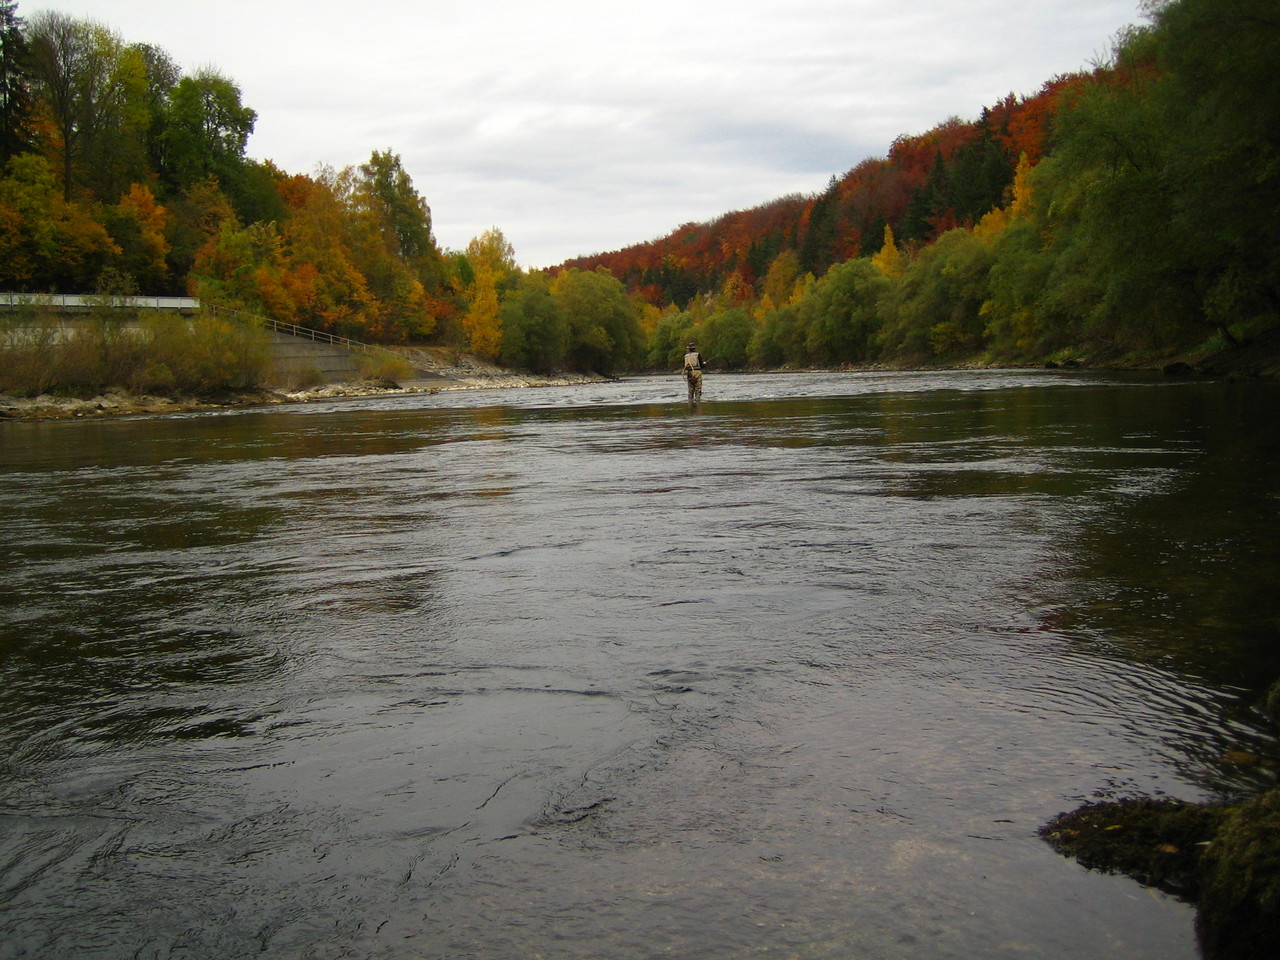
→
(0, 351, 609, 421)
(5, 327, 1278, 422)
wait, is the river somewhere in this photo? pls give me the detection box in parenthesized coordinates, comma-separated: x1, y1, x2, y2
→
(1, 369, 1277, 959)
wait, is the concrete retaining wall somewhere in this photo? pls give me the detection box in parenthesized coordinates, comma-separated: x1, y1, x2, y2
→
(267, 333, 449, 385)
(269, 331, 363, 383)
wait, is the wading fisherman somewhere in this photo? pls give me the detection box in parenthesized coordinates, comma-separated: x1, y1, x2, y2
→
(683, 341, 707, 402)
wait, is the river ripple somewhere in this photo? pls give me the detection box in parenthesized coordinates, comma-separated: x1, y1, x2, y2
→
(1, 369, 1277, 959)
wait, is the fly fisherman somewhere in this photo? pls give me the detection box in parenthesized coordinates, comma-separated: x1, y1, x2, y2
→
(683, 341, 707, 402)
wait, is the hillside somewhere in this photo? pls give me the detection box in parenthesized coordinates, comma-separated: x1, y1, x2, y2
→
(554, 0, 1279, 378)
(562, 77, 1079, 309)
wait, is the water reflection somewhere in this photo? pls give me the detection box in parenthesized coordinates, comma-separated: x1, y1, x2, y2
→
(1033, 382, 1280, 691)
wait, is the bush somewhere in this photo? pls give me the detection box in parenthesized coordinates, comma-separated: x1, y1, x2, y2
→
(356, 351, 415, 383)
(268, 358, 326, 392)
(139, 315, 270, 393)
(0, 310, 62, 396)
(0, 309, 270, 397)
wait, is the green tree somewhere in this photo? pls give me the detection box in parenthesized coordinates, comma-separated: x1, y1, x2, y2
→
(700, 306, 754, 369)
(899, 151, 947, 244)
(1044, 31, 1198, 350)
(1033, 2, 1280, 352)
(348, 150, 446, 337)
(0, 0, 32, 163)
(355, 151, 440, 268)
(160, 69, 256, 192)
(748, 304, 795, 367)
(798, 257, 889, 364)
(646, 309, 696, 369)
(948, 113, 1015, 225)
(981, 154, 1098, 358)
(499, 270, 567, 373)
(983, 218, 1056, 358)
(1147, 0, 1280, 333)
(232, 158, 290, 227)
(880, 228, 993, 359)
(799, 175, 840, 274)
(131, 42, 180, 178)
(551, 267, 643, 374)
(27, 12, 139, 202)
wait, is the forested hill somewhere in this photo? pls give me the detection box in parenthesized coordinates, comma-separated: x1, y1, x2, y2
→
(561, 77, 1076, 308)
(559, 0, 1279, 375)
(1, 0, 1277, 379)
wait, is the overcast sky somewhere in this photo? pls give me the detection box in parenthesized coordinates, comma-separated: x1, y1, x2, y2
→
(33, 0, 1141, 267)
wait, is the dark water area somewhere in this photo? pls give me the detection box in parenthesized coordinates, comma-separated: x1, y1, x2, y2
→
(1, 369, 1277, 959)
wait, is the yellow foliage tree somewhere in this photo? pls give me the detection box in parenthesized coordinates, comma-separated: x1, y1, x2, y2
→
(1008, 152, 1033, 221)
(871, 224, 904, 277)
(973, 153, 1034, 243)
(462, 228, 515, 360)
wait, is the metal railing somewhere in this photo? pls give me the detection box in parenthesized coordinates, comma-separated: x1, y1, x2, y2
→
(205, 304, 380, 351)
(0, 293, 200, 312)
(204, 304, 443, 378)
(3, 296, 391, 354)
(1, 295, 434, 374)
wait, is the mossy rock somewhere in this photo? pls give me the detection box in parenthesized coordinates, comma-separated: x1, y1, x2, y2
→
(1040, 798, 1229, 898)
(1196, 788, 1280, 960)
(1264, 678, 1280, 730)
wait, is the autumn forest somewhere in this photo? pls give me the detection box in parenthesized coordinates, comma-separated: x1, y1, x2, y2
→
(1, 0, 1276, 385)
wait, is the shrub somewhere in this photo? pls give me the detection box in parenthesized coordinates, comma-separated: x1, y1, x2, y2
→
(356, 351, 415, 383)
(0, 309, 270, 397)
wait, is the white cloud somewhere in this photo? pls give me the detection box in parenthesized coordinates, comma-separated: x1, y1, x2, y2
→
(31, 0, 1141, 266)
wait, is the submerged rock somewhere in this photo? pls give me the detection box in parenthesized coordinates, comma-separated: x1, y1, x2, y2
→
(1042, 786, 1280, 958)
(1040, 797, 1228, 898)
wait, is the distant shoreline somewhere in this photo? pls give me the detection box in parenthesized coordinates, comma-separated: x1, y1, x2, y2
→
(5, 330, 1278, 423)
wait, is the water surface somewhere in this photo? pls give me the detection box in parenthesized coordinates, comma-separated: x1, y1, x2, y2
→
(2, 369, 1277, 959)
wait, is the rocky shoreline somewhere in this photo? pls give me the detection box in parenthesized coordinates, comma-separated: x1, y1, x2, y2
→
(0, 364, 609, 422)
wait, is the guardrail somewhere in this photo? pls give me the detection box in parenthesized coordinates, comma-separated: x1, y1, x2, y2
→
(2, 296, 431, 372)
(0, 293, 201, 311)
(205, 304, 379, 351)
(204, 305, 446, 379)
(3, 296, 386, 352)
